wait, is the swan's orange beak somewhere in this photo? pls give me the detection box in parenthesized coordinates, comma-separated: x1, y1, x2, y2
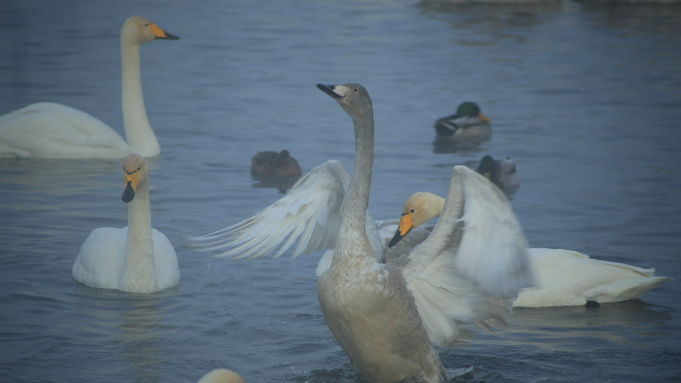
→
(388, 212, 413, 248)
(149, 23, 179, 40)
(122, 172, 139, 203)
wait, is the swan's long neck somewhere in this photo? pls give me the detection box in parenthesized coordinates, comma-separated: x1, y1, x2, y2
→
(334, 111, 376, 268)
(122, 181, 158, 293)
(121, 40, 160, 157)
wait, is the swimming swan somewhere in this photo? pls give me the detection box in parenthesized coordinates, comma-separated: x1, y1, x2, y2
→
(433, 101, 491, 143)
(0, 16, 178, 159)
(72, 154, 180, 293)
(389, 192, 671, 308)
(197, 369, 245, 383)
(193, 84, 533, 382)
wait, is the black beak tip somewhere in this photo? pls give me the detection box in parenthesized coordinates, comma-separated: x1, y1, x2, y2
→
(317, 83, 341, 99)
(388, 233, 402, 248)
(122, 184, 135, 203)
(162, 32, 180, 40)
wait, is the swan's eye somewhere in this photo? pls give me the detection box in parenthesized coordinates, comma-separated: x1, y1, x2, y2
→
(353, 88, 358, 93)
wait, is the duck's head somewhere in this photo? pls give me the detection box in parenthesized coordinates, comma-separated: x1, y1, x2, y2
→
(121, 154, 148, 203)
(121, 16, 179, 46)
(456, 101, 490, 122)
(317, 83, 373, 117)
(388, 192, 445, 247)
(476, 155, 498, 183)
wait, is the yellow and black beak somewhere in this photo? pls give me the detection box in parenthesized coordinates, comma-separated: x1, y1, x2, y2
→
(478, 113, 491, 123)
(388, 212, 414, 248)
(149, 23, 179, 40)
(122, 171, 139, 203)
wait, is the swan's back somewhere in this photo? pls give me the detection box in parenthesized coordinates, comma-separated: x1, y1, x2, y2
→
(0, 103, 130, 159)
(514, 248, 671, 307)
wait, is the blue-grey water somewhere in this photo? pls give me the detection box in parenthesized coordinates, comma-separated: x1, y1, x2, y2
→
(1, 0, 680, 382)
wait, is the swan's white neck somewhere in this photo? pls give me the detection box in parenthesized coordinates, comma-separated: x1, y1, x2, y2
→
(121, 40, 160, 157)
(333, 112, 376, 270)
(121, 181, 158, 293)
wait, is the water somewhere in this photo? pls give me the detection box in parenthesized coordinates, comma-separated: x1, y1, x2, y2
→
(1, 0, 680, 382)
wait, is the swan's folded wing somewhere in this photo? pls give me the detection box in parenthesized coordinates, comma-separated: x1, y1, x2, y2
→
(189, 160, 349, 260)
(401, 166, 534, 346)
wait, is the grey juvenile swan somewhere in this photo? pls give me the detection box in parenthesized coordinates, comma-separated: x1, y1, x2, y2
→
(315, 83, 533, 382)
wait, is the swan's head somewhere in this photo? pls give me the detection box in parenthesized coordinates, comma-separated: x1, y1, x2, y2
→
(121, 16, 179, 45)
(316, 83, 373, 117)
(456, 101, 490, 122)
(121, 154, 148, 203)
(388, 192, 445, 248)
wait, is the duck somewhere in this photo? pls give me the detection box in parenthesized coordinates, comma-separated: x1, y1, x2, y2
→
(476, 154, 519, 196)
(388, 192, 671, 308)
(250, 149, 302, 177)
(0, 16, 178, 159)
(192, 83, 533, 383)
(72, 154, 180, 293)
(433, 101, 491, 143)
(197, 369, 245, 383)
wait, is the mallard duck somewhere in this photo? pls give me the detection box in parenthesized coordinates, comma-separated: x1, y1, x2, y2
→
(433, 101, 491, 142)
(0, 16, 178, 159)
(476, 155, 519, 195)
(250, 149, 301, 177)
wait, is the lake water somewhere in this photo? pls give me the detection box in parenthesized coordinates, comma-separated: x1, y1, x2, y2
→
(1, 0, 680, 382)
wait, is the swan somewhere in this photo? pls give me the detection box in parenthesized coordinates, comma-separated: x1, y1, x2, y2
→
(193, 83, 533, 382)
(72, 154, 180, 293)
(476, 154, 519, 196)
(0, 16, 179, 159)
(197, 369, 245, 383)
(433, 101, 491, 143)
(250, 149, 302, 177)
(388, 192, 671, 308)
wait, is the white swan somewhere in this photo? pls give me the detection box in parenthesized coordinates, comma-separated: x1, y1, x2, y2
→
(193, 83, 533, 383)
(389, 192, 671, 308)
(197, 369, 245, 383)
(72, 154, 179, 293)
(0, 16, 178, 159)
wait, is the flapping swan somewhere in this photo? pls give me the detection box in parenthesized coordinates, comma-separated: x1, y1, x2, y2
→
(0, 16, 178, 159)
(193, 84, 533, 382)
(476, 154, 519, 196)
(433, 101, 491, 143)
(389, 192, 671, 308)
(72, 154, 179, 293)
(197, 369, 245, 383)
(251, 149, 302, 177)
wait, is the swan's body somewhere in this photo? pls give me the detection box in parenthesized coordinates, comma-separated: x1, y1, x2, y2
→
(433, 101, 491, 143)
(251, 149, 301, 177)
(197, 369, 245, 383)
(193, 84, 533, 382)
(476, 154, 519, 196)
(0, 16, 178, 159)
(72, 154, 179, 293)
(389, 192, 671, 308)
